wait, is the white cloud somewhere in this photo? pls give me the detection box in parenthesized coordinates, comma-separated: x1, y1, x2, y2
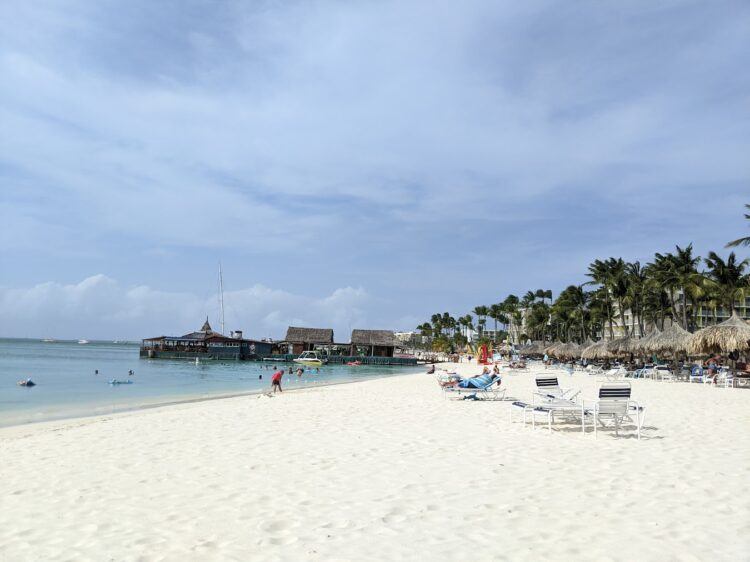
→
(0, 275, 371, 341)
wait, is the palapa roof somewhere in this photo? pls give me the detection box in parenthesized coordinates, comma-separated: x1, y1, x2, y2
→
(518, 341, 544, 355)
(285, 327, 334, 344)
(688, 314, 750, 354)
(606, 336, 634, 356)
(351, 329, 399, 347)
(645, 324, 692, 354)
(559, 341, 582, 358)
(581, 339, 610, 359)
(630, 328, 661, 354)
(544, 341, 580, 358)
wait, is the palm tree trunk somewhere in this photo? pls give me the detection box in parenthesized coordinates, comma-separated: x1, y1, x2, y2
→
(681, 289, 688, 329)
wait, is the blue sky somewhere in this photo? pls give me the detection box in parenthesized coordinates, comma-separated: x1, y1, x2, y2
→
(1, 1, 748, 340)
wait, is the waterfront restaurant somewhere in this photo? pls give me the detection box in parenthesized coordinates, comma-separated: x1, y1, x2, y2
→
(141, 319, 272, 360)
(284, 327, 334, 355)
(350, 329, 399, 358)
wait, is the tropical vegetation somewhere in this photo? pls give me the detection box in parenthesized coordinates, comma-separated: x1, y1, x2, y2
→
(415, 206, 750, 352)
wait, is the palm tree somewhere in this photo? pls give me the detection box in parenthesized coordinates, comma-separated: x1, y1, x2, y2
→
(502, 294, 520, 342)
(671, 244, 703, 330)
(472, 306, 489, 337)
(648, 252, 680, 327)
(488, 304, 504, 342)
(726, 204, 750, 248)
(704, 251, 750, 314)
(626, 261, 647, 336)
(587, 258, 619, 338)
(416, 323, 433, 347)
(522, 291, 536, 307)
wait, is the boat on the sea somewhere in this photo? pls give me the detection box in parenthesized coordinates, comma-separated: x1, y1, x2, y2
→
(41, 338, 56, 343)
(78, 339, 90, 345)
(108, 379, 133, 385)
(293, 351, 327, 366)
(17, 378, 36, 387)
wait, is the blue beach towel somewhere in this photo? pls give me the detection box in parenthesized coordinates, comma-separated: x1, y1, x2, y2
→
(457, 374, 495, 388)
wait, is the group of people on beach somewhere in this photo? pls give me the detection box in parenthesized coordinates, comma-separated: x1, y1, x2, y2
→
(268, 365, 322, 393)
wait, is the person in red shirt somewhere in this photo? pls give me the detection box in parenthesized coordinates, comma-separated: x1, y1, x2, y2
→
(271, 368, 283, 393)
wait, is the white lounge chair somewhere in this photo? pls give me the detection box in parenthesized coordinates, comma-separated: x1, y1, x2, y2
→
(689, 366, 707, 384)
(534, 376, 580, 402)
(442, 375, 506, 401)
(585, 382, 643, 439)
(599, 367, 626, 381)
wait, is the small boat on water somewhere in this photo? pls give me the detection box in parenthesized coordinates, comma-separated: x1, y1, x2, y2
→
(78, 339, 90, 345)
(293, 351, 327, 367)
(41, 338, 56, 343)
(17, 378, 36, 387)
(108, 379, 133, 385)
(346, 360, 362, 366)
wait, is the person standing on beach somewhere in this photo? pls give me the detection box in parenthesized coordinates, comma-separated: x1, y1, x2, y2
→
(271, 368, 283, 393)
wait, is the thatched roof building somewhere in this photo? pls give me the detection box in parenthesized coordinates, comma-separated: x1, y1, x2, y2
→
(285, 327, 334, 344)
(351, 329, 399, 347)
(350, 329, 400, 357)
(645, 324, 692, 354)
(285, 326, 334, 354)
(688, 314, 750, 354)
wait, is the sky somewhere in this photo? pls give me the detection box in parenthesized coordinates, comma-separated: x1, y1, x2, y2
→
(1, 0, 748, 340)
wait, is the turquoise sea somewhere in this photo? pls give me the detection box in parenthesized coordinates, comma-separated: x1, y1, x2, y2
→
(0, 339, 417, 427)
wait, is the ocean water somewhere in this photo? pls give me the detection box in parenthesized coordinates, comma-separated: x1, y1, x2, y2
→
(0, 339, 418, 427)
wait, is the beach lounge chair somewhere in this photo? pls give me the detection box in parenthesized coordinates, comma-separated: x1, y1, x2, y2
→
(510, 399, 587, 434)
(689, 366, 707, 384)
(599, 367, 626, 381)
(443, 375, 506, 401)
(716, 367, 736, 388)
(585, 364, 602, 376)
(585, 382, 643, 439)
(534, 376, 580, 402)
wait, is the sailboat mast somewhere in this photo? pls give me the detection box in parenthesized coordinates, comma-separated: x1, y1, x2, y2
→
(218, 261, 225, 335)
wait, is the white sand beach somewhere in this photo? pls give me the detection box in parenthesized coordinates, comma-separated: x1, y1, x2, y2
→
(1, 364, 749, 561)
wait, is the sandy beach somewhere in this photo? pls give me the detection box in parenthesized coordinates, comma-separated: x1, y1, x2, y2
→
(2, 363, 749, 561)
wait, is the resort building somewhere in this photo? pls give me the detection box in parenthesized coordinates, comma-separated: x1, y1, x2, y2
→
(284, 327, 334, 355)
(140, 319, 273, 360)
(350, 329, 399, 358)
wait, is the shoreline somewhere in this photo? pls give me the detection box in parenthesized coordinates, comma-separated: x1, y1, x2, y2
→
(0, 370, 422, 434)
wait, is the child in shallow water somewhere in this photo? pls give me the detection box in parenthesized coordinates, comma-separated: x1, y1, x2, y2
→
(271, 369, 283, 393)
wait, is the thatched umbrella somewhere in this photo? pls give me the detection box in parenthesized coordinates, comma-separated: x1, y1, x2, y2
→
(688, 314, 750, 355)
(646, 324, 692, 355)
(631, 328, 661, 355)
(518, 341, 543, 355)
(559, 341, 581, 358)
(581, 339, 609, 360)
(606, 336, 633, 357)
